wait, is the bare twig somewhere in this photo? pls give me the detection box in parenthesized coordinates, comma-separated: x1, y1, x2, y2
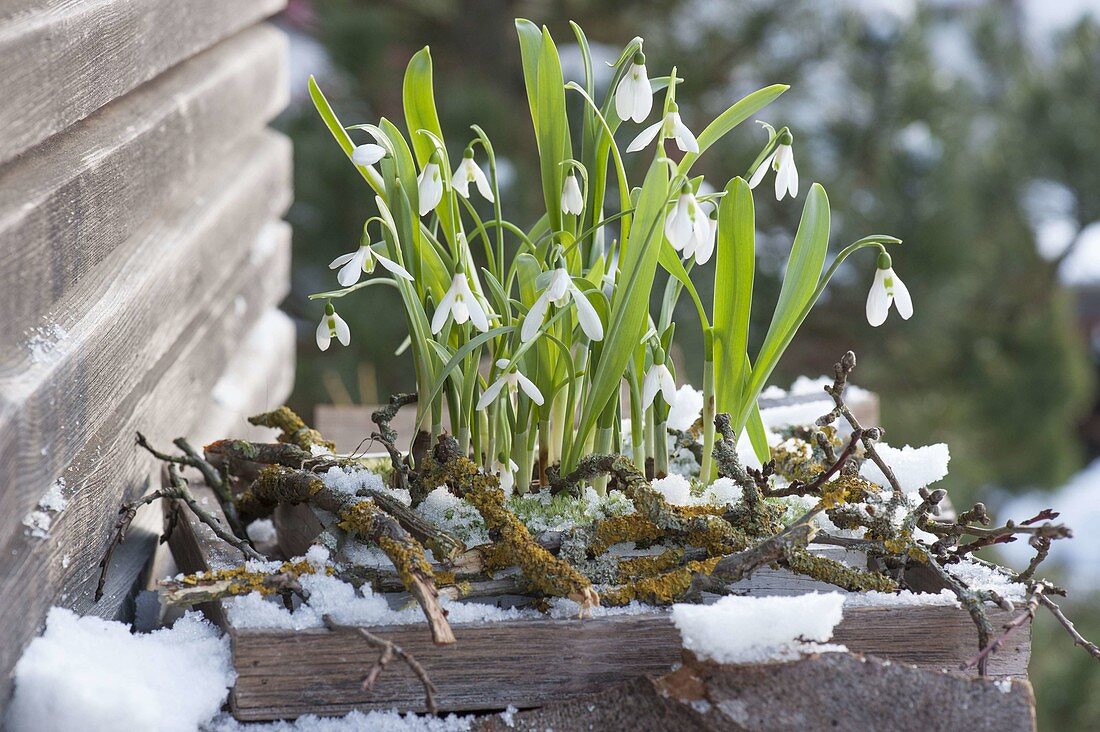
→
(323, 616, 438, 713)
(1038, 594, 1100, 661)
(95, 487, 176, 602)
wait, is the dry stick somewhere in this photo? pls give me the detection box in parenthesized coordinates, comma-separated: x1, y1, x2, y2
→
(963, 586, 1044, 670)
(372, 392, 417, 495)
(323, 616, 438, 714)
(819, 351, 904, 498)
(1038, 594, 1100, 661)
(762, 432, 861, 498)
(95, 487, 177, 602)
(166, 464, 265, 562)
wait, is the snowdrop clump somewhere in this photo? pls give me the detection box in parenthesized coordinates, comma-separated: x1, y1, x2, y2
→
(306, 20, 910, 492)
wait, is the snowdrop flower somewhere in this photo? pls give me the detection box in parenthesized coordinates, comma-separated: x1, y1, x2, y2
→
(328, 242, 413, 286)
(494, 457, 521, 493)
(432, 273, 489, 334)
(451, 148, 493, 202)
(521, 268, 604, 343)
(351, 143, 385, 168)
(748, 124, 799, 201)
(477, 359, 544, 410)
(626, 103, 698, 154)
(614, 51, 653, 123)
(417, 157, 444, 216)
(664, 185, 713, 264)
(316, 303, 350, 351)
(865, 252, 913, 327)
(642, 361, 677, 409)
(561, 172, 584, 215)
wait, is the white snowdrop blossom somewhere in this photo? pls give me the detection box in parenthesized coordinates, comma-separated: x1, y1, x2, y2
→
(351, 143, 385, 168)
(664, 187, 714, 264)
(315, 303, 350, 351)
(748, 124, 799, 201)
(451, 149, 494, 202)
(865, 252, 913, 327)
(417, 160, 444, 216)
(642, 362, 677, 409)
(614, 51, 653, 123)
(521, 268, 604, 343)
(561, 172, 584, 215)
(432, 273, 489, 334)
(626, 103, 698, 154)
(328, 243, 413, 286)
(477, 359, 544, 410)
(494, 457, 521, 493)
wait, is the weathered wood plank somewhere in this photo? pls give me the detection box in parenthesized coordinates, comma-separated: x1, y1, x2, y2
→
(0, 0, 286, 164)
(228, 601, 1030, 720)
(0, 24, 288, 354)
(0, 129, 291, 550)
(0, 222, 292, 701)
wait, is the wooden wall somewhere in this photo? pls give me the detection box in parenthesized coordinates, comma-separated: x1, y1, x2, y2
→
(0, 0, 293, 701)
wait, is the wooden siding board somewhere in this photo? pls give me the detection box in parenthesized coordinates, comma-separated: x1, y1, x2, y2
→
(0, 130, 291, 548)
(0, 222, 292, 699)
(0, 24, 289, 354)
(0, 0, 287, 164)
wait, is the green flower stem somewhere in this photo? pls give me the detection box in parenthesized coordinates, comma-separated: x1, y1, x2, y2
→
(700, 355, 716, 483)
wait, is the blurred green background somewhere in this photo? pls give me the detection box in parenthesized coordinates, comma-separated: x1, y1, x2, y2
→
(275, 1, 1100, 727)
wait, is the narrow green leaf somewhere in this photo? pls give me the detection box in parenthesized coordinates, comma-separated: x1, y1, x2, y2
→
(677, 84, 789, 175)
(713, 177, 755, 416)
(738, 183, 831, 429)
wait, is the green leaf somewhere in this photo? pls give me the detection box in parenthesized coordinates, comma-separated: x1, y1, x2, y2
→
(657, 240, 709, 331)
(308, 76, 384, 193)
(738, 183, 831, 430)
(417, 326, 514, 431)
(570, 155, 670, 466)
(713, 177, 755, 416)
(535, 26, 570, 233)
(677, 84, 789, 175)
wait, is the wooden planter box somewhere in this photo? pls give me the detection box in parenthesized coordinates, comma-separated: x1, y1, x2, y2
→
(166, 483, 1030, 722)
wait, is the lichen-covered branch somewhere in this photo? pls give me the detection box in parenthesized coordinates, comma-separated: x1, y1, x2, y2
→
(249, 406, 335, 452)
(420, 436, 599, 611)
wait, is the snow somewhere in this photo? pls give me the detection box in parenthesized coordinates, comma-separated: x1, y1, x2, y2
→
(416, 486, 489, 545)
(999, 457, 1100, 592)
(25, 323, 69, 365)
(671, 592, 848, 664)
(946, 558, 1026, 601)
(842, 589, 958, 608)
(651, 474, 693, 506)
(226, 573, 534, 631)
(206, 710, 473, 731)
(860, 443, 950, 492)
(322, 465, 394, 500)
(246, 519, 278, 544)
(667, 385, 704, 431)
(6, 609, 233, 732)
(22, 478, 68, 539)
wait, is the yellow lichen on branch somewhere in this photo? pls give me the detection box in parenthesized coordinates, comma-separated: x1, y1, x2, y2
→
(248, 407, 335, 452)
(421, 443, 599, 611)
(602, 556, 721, 606)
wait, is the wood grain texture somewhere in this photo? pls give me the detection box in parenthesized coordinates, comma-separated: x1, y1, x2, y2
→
(228, 604, 1030, 719)
(0, 0, 286, 164)
(0, 24, 288, 354)
(166, 479, 1029, 721)
(0, 129, 291, 553)
(0, 222, 292, 700)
